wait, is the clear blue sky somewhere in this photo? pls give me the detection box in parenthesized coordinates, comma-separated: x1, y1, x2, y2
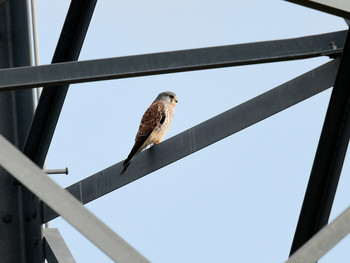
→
(34, 0, 349, 262)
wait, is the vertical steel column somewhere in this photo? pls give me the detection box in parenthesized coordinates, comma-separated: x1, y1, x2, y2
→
(290, 29, 350, 255)
(0, 0, 43, 262)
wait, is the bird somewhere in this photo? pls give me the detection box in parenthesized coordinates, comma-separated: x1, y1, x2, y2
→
(120, 91, 178, 175)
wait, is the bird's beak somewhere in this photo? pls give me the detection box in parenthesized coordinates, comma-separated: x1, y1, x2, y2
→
(174, 96, 178, 103)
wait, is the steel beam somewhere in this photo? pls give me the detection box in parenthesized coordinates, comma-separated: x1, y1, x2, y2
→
(42, 59, 340, 222)
(290, 29, 350, 255)
(0, 30, 346, 91)
(43, 228, 76, 263)
(285, 0, 350, 19)
(22, 0, 97, 168)
(286, 206, 350, 263)
(0, 134, 150, 263)
(0, 0, 43, 262)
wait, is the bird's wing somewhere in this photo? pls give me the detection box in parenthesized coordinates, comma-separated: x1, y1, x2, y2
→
(136, 101, 166, 140)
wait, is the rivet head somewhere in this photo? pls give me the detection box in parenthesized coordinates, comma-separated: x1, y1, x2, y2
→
(31, 209, 36, 218)
(2, 215, 12, 223)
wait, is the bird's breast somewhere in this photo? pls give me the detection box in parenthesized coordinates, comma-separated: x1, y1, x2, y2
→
(149, 108, 174, 144)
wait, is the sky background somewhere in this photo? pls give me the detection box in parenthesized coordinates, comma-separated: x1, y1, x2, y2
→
(32, 0, 349, 262)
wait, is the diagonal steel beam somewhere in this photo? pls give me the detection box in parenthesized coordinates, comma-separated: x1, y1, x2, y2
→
(43, 228, 76, 263)
(43, 59, 340, 222)
(0, 30, 346, 91)
(22, 0, 97, 167)
(285, 0, 350, 19)
(286, 206, 350, 263)
(0, 134, 150, 263)
(290, 29, 350, 255)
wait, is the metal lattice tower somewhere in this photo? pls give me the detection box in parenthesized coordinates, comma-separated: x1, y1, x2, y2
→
(0, 0, 350, 262)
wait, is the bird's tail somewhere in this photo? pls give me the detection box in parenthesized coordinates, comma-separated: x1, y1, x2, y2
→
(120, 134, 150, 175)
(120, 159, 131, 175)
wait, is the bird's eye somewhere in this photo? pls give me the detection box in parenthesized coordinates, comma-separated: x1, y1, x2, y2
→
(169, 95, 174, 99)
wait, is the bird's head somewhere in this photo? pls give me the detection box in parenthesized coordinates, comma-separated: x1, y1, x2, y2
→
(157, 91, 178, 106)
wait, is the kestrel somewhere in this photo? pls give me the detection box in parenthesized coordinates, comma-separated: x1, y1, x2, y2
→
(120, 91, 178, 175)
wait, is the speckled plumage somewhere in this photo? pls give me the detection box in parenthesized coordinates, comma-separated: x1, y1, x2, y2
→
(120, 91, 178, 175)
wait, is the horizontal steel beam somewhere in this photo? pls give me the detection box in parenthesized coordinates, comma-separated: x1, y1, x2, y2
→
(0, 134, 149, 263)
(0, 31, 346, 91)
(43, 228, 76, 263)
(285, 0, 350, 19)
(43, 59, 340, 223)
(286, 205, 350, 263)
